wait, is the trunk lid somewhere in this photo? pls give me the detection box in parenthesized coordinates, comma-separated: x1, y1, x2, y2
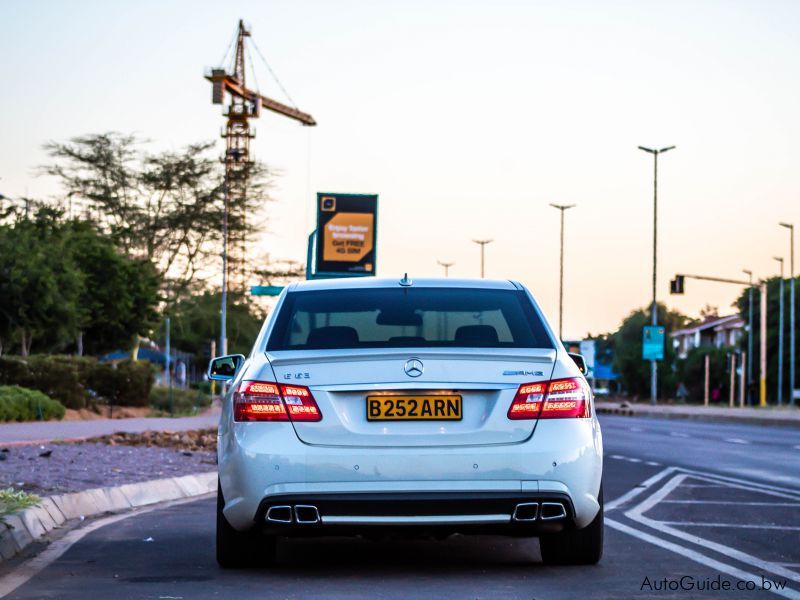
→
(265, 348, 556, 447)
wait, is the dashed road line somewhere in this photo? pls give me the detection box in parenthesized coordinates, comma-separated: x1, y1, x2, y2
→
(645, 461, 661, 466)
(725, 438, 750, 444)
(606, 466, 678, 512)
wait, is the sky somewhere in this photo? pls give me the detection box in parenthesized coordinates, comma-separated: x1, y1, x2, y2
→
(2, 0, 800, 339)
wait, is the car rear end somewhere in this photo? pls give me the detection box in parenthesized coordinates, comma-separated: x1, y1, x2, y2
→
(215, 278, 603, 565)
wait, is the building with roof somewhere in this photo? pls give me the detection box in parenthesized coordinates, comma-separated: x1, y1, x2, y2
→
(670, 314, 745, 358)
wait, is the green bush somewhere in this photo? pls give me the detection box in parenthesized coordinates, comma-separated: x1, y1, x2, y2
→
(149, 386, 212, 415)
(0, 385, 65, 421)
(0, 355, 154, 409)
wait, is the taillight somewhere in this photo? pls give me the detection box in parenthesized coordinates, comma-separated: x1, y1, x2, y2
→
(234, 381, 322, 422)
(279, 384, 322, 422)
(507, 377, 590, 420)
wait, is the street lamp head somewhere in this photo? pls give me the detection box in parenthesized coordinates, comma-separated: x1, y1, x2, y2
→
(779, 222, 794, 230)
(659, 146, 676, 153)
(638, 146, 656, 154)
(774, 256, 784, 264)
(472, 239, 493, 245)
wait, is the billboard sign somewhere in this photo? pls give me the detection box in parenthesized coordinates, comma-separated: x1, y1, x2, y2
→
(642, 325, 666, 361)
(314, 193, 378, 277)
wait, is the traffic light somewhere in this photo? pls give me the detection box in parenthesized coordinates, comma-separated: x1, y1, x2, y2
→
(670, 275, 685, 295)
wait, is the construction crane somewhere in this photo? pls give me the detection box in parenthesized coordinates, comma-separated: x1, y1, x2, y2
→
(206, 19, 316, 295)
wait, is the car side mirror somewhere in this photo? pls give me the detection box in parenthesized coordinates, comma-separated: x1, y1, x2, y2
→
(568, 352, 588, 376)
(208, 354, 245, 381)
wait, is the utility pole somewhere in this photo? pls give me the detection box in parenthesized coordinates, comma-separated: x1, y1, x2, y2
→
(760, 282, 767, 407)
(779, 223, 795, 406)
(165, 317, 173, 415)
(550, 204, 576, 340)
(472, 239, 493, 278)
(774, 257, 785, 406)
(639, 145, 675, 405)
(437, 261, 454, 277)
(220, 176, 229, 359)
(743, 269, 754, 405)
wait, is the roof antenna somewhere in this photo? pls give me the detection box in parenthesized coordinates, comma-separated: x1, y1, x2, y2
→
(399, 273, 413, 287)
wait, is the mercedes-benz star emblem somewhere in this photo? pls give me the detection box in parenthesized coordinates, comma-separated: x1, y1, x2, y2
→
(404, 358, 424, 378)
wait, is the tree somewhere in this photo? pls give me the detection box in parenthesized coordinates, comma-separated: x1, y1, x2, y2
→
(63, 220, 160, 355)
(735, 277, 798, 403)
(42, 133, 274, 302)
(610, 304, 689, 399)
(0, 209, 160, 356)
(0, 211, 83, 355)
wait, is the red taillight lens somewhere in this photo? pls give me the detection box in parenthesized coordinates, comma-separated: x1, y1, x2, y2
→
(233, 381, 322, 422)
(507, 377, 590, 420)
(279, 384, 322, 422)
(507, 382, 547, 420)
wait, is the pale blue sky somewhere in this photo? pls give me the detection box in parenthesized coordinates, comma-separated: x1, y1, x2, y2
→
(2, 0, 800, 337)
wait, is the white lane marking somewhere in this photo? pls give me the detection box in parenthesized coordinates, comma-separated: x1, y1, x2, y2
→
(645, 461, 661, 467)
(606, 518, 800, 600)
(609, 454, 626, 460)
(662, 500, 800, 507)
(0, 493, 213, 598)
(677, 468, 800, 496)
(606, 466, 678, 512)
(626, 474, 800, 586)
(657, 522, 800, 530)
(627, 457, 642, 463)
(670, 432, 689, 438)
(680, 484, 727, 488)
(725, 438, 750, 445)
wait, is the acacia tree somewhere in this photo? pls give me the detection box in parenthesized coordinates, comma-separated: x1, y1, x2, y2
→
(42, 133, 274, 302)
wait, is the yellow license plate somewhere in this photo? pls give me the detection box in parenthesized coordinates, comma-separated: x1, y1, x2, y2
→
(367, 395, 462, 421)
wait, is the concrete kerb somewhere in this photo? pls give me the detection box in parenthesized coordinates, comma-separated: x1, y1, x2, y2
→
(0, 471, 216, 565)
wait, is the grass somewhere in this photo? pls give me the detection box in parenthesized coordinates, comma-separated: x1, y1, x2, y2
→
(0, 488, 40, 519)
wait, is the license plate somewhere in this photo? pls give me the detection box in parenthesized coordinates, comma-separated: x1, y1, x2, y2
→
(367, 395, 462, 421)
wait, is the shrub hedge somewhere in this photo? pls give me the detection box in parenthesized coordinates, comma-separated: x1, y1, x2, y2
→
(0, 385, 66, 421)
(149, 386, 212, 415)
(0, 355, 154, 409)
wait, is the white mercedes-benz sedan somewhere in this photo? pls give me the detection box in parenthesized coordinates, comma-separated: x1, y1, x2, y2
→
(209, 277, 603, 567)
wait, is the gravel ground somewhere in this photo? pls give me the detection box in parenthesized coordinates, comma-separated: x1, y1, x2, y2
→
(0, 443, 216, 496)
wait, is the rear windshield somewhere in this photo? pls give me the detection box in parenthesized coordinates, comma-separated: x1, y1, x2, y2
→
(267, 288, 553, 350)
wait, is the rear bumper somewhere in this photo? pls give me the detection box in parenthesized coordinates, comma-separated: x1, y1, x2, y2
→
(218, 418, 603, 533)
(254, 491, 577, 537)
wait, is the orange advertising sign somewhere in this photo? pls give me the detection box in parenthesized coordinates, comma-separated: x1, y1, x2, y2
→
(322, 212, 374, 263)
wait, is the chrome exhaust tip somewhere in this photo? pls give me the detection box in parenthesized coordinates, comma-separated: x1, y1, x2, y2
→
(294, 505, 320, 524)
(540, 502, 567, 521)
(265, 505, 293, 523)
(512, 502, 539, 521)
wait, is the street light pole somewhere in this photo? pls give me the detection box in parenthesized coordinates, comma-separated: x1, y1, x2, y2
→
(550, 203, 576, 340)
(437, 261, 454, 277)
(743, 269, 754, 406)
(638, 145, 675, 405)
(780, 223, 795, 405)
(472, 239, 493, 278)
(774, 257, 785, 406)
(220, 174, 229, 358)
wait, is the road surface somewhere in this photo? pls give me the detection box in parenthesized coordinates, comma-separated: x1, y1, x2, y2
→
(2, 414, 799, 599)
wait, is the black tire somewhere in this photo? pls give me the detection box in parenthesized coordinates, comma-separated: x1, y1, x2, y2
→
(216, 481, 277, 568)
(539, 486, 603, 565)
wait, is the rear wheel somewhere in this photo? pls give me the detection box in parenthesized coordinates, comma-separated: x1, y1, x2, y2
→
(539, 486, 603, 565)
(216, 481, 277, 568)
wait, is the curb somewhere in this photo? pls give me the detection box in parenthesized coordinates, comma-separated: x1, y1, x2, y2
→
(0, 471, 216, 564)
(596, 406, 800, 428)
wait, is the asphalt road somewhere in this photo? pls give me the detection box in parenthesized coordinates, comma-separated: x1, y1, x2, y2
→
(2, 414, 799, 599)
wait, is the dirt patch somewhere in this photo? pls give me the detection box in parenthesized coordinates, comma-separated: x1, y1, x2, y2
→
(81, 428, 217, 452)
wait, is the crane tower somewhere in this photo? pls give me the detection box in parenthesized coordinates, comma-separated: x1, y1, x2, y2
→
(207, 19, 316, 292)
